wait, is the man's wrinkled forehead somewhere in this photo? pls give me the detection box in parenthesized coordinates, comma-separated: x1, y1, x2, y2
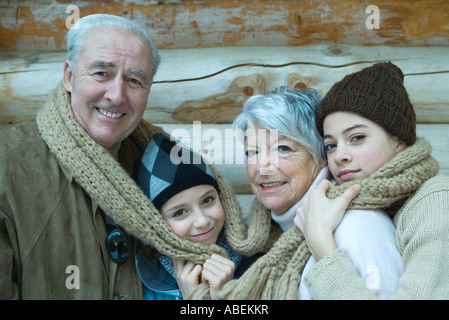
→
(80, 29, 152, 82)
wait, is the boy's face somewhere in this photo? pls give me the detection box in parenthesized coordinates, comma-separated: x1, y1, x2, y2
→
(323, 111, 406, 185)
(160, 185, 225, 245)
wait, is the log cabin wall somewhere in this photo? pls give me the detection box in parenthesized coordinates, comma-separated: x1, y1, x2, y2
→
(1, 1, 448, 211)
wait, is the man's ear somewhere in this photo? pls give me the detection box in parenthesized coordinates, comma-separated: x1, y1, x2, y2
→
(63, 60, 73, 93)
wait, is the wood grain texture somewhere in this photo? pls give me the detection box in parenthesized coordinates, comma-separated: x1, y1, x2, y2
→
(173, 74, 266, 123)
(0, 0, 447, 192)
(1, 45, 448, 125)
(1, 0, 449, 52)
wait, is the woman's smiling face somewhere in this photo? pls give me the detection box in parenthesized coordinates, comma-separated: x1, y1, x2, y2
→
(245, 126, 321, 215)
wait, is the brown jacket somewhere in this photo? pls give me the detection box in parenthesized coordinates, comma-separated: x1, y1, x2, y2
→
(0, 120, 143, 299)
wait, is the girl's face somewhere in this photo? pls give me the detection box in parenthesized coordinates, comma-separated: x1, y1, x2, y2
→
(323, 111, 406, 185)
(160, 185, 224, 245)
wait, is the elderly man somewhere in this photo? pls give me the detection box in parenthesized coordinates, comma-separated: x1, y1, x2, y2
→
(0, 14, 163, 299)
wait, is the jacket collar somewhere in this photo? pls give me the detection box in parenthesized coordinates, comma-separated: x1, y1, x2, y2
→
(135, 249, 182, 299)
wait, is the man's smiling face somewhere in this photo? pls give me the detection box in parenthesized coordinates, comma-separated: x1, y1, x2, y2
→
(63, 28, 153, 150)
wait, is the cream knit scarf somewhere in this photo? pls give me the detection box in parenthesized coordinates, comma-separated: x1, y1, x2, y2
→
(194, 137, 439, 300)
(37, 83, 439, 300)
(36, 82, 267, 264)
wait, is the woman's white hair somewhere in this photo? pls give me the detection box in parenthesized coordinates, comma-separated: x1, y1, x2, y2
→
(233, 86, 326, 166)
(66, 14, 160, 79)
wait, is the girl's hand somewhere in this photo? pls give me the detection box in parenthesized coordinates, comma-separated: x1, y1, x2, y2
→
(294, 179, 360, 261)
(173, 258, 203, 298)
(201, 254, 235, 299)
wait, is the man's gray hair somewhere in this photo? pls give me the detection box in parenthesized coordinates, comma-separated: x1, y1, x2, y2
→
(66, 14, 160, 79)
(233, 86, 326, 166)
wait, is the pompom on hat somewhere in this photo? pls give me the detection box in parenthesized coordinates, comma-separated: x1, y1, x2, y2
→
(316, 62, 416, 146)
(137, 133, 219, 209)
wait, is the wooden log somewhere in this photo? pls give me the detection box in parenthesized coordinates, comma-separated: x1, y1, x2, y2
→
(1, 0, 449, 52)
(1, 45, 449, 126)
(172, 74, 266, 123)
(1, 46, 448, 186)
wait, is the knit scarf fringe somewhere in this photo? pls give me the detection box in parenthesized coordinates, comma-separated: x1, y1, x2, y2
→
(35, 82, 267, 264)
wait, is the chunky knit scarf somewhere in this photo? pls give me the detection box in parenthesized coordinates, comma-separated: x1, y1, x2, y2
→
(36, 83, 439, 300)
(191, 138, 439, 300)
(36, 82, 268, 264)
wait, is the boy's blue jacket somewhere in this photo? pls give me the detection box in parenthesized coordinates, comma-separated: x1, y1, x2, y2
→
(136, 249, 262, 300)
(136, 249, 182, 300)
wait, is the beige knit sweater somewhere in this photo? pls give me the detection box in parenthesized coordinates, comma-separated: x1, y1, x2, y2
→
(304, 174, 449, 299)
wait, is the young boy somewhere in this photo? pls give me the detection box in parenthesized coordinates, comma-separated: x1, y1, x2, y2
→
(136, 133, 256, 300)
(295, 62, 447, 299)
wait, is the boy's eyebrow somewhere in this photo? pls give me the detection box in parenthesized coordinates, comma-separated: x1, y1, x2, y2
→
(323, 124, 368, 140)
(200, 188, 216, 199)
(165, 202, 186, 213)
(162, 188, 217, 215)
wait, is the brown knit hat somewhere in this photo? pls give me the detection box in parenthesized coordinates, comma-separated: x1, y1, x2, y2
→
(316, 62, 416, 146)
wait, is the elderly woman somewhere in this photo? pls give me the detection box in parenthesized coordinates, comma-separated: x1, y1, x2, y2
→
(230, 86, 403, 299)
